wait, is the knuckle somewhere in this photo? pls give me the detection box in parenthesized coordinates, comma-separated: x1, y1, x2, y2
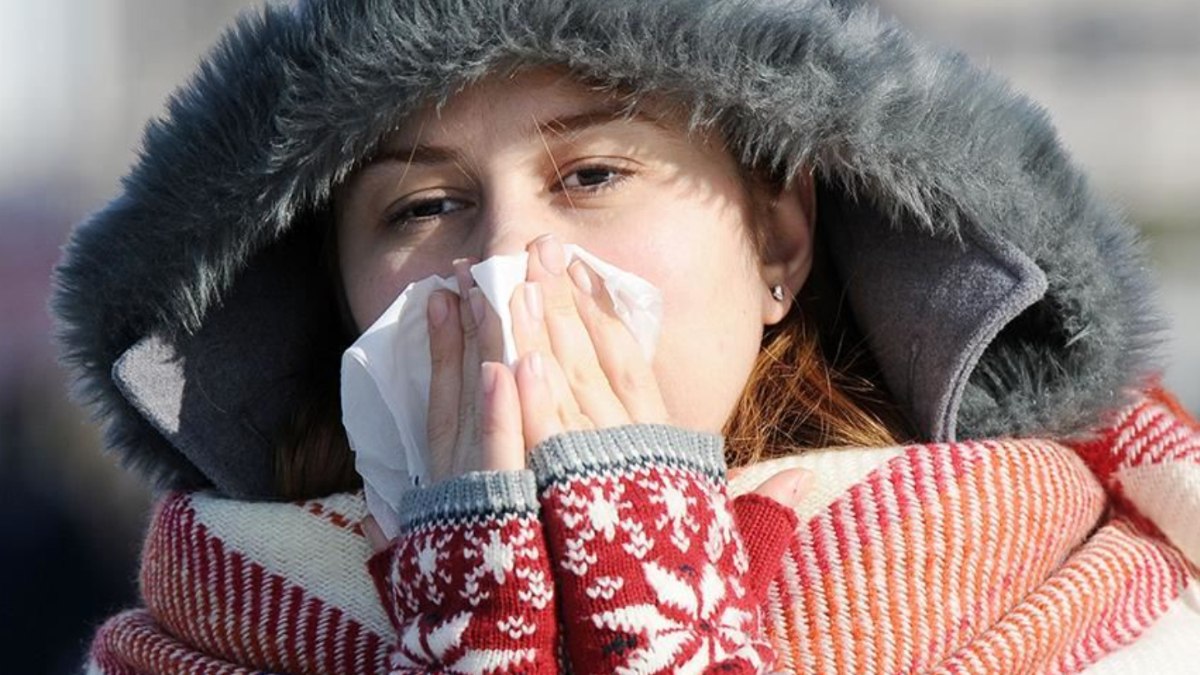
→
(429, 331, 462, 367)
(565, 412, 594, 431)
(614, 364, 654, 395)
(428, 428, 455, 453)
(427, 412, 457, 446)
(429, 345, 458, 371)
(457, 407, 482, 449)
(543, 287, 578, 318)
(479, 410, 510, 438)
(564, 358, 607, 390)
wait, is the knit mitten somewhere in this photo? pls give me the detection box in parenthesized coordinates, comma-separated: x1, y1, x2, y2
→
(368, 471, 559, 674)
(530, 425, 798, 675)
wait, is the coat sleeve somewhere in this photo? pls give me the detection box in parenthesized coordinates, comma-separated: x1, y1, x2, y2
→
(529, 424, 798, 675)
(367, 470, 560, 674)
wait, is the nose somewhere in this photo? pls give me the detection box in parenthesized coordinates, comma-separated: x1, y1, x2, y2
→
(471, 190, 562, 261)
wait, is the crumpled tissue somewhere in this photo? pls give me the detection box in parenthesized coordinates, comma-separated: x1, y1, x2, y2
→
(341, 245, 662, 538)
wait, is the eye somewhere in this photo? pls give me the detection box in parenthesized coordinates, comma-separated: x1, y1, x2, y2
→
(386, 196, 469, 227)
(558, 165, 629, 192)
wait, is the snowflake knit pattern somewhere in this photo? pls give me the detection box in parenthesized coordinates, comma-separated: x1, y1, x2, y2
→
(371, 425, 797, 674)
(86, 390, 1200, 674)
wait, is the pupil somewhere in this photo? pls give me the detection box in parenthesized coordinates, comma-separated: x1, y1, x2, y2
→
(576, 169, 611, 186)
(412, 200, 446, 217)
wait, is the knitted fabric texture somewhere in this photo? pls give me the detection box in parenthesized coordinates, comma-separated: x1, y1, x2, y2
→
(367, 472, 557, 673)
(86, 391, 1200, 673)
(357, 425, 796, 673)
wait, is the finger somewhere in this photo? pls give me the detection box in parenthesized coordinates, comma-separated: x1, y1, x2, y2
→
(510, 281, 580, 423)
(426, 290, 463, 482)
(363, 513, 399, 622)
(751, 467, 813, 506)
(361, 515, 390, 554)
(566, 259, 668, 424)
(453, 257, 480, 336)
(448, 258, 484, 481)
(479, 362, 525, 471)
(527, 235, 628, 428)
(474, 286, 504, 367)
(515, 350, 575, 448)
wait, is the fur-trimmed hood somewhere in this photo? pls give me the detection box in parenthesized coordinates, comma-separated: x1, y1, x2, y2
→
(52, 0, 1160, 498)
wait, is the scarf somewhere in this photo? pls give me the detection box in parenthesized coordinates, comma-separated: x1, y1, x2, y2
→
(86, 389, 1199, 674)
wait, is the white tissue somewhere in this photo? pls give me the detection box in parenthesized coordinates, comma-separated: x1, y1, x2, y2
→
(341, 245, 663, 538)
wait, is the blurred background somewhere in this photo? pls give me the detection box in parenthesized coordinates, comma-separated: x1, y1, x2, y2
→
(0, 0, 1196, 670)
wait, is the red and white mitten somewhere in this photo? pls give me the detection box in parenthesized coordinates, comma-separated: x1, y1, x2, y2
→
(531, 425, 798, 675)
(368, 471, 560, 674)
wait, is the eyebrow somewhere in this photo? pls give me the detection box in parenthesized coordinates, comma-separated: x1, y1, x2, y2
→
(363, 105, 666, 169)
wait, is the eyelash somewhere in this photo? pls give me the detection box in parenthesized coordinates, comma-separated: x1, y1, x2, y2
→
(385, 196, 468, 227)
(553, 163, 631, 194)
(384, 162, 633, 228)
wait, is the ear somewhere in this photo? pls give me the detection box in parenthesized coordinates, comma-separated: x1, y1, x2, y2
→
(757, 170, 816, 326)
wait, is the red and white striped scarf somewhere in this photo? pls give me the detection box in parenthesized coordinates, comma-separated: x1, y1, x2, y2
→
(87, 390, 1200, 674)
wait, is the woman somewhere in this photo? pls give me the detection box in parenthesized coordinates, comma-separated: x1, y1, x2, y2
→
(56, 0, 1199, 673)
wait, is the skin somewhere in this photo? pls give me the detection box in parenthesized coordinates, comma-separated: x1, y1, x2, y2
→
(334, 70, 818, 546)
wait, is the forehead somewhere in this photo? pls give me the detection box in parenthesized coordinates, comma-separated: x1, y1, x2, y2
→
(382, 68, 670, 149)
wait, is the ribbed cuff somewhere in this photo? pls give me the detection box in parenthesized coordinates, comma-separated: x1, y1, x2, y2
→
(399, 470, 539, 530)
(529, 424, 727, 489)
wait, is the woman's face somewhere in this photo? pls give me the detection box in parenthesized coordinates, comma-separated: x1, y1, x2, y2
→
(336, 70, 813, 434)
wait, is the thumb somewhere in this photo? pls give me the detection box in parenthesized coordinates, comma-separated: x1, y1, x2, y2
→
(732, 468, 812, 604)
(751, 467, 813, 506)
(361, 515, 391, 554)
(361, 515, 402, 631)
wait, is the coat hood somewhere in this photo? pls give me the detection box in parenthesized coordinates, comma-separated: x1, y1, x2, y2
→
(53, 0, 1161, 498)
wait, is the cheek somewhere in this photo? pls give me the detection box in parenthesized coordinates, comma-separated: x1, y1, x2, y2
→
(612, 214, 763, 432)
(342, 265, 391, 333)
(342, 249, 447, 332)
(651, 291, 763, 433)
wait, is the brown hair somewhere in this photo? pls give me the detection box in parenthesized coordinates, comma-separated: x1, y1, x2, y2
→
(274, 209, 362, 499)
(275, 379, 361, 499)
(723, 263, 910, 468)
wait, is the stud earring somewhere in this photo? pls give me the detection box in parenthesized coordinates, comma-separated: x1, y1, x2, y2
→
(771, 285, 785, 302)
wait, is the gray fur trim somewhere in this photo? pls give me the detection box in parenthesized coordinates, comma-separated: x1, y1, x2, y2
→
(52, 0, 1161, 494)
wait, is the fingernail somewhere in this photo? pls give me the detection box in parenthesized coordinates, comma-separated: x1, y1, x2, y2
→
(481, 362, 498, 394)
(453, 257, 474, 291)
(469, 287, 485, 325)
(537, 234, 565, 275)
(524, 283, 543, 321)
(529, 351, 545, 379)
(568, 261, 593, 295)
(428, 292, 449, 328)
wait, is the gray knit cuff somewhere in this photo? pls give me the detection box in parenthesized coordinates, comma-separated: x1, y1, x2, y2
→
(529, 424, 727, 489)
(398, 469, 539, 530)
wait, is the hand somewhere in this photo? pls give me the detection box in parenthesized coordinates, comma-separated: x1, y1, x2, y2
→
(419, 233, 672, 486)
(418, 257, 525, 485)
(508, 234, 670, 449)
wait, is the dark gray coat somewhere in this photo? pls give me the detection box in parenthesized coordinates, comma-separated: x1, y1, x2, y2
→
(52, 0, 1161, 499)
